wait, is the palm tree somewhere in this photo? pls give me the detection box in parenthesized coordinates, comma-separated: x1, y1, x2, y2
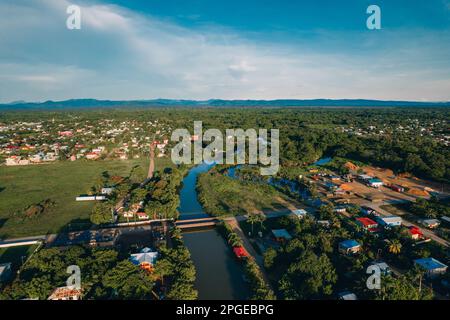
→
(257, 214, 266, 233)
(387, 239, 402, 254)
(247, 214, 259, 235)
(227, 233, 242, 247)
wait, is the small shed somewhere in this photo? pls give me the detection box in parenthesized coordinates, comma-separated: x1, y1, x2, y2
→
(338, 240, 361, 255)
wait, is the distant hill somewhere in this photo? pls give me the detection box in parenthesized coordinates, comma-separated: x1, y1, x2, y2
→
(1, 98, 449, 110)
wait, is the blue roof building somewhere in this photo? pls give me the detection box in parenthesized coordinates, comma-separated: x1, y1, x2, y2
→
(375, 215, 402, 227)
(292, 209, 308, 219)
(338, 240, 361, 255)
(414, 257, 448, 278)
(368, 178, 383, 187)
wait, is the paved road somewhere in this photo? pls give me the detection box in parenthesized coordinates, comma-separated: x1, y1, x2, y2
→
(367, 202, 450, 247)
(0, 235, 48, 248)
(147, 143, 155, 179)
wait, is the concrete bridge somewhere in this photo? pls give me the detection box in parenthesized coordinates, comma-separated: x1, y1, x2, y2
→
(175, 217, 219, 229)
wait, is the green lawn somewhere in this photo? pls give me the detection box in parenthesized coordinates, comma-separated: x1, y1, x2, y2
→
(197, 171, 296, 216)
(0, 158, 174, 238)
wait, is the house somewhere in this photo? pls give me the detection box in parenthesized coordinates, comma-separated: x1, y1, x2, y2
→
(408, 226, 424, 240)
(367, 178, 383, 188)
(338, 240, 361, 255)
(85, 152, 100, 160)
(136, 212, 149, 220)
(414, 258, 448, 278)
(123, 211, 134, 218)
(101, 187, 114, 195)
(48, 286, 82, 300)
(75, 195, 96, 201)
(130, 247, 158, 272)
(334, 206, 347, 214)
(329, 175, 341, 182)
(358, 174, 373, 182)
(5, 156, 30, 166)
(58, 130, 73, 137)
(29, 154, 43, 163)
(271, 229, 292, 242)
(421, 219, 440, 229)
(75, 195, 106, 201)
(369, 261, 391, 276)
(0, 262, 12, 283)
(233, 246, 249, 259)
(292, 209, 308, 219)
(356, 217, 379, 232)
(338, 291, 357, 300)
(376, 216, 402, 228)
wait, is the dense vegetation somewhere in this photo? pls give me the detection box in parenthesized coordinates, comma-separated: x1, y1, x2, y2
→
(260, 214, 446, 299)
(0, 246, 154, 300)
(88, 165, 187, 225)
(0, 226, 197, 300)
(197, 166, 295, 216)
(2, 107, 449, 184)
(410, 197, 450, 219)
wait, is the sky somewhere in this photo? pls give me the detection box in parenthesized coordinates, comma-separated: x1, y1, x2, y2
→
(0, 0, 450, 103)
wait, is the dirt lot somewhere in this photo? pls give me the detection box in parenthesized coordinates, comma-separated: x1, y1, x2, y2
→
(363, 166, 448, 195)
(326, 165, 449, 205)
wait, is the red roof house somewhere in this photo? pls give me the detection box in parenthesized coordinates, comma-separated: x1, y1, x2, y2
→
(408, 226, 424, 240)
(356, 217, 379, 232)
(136, 211, 149, 220)
(233, 246, 249, 259)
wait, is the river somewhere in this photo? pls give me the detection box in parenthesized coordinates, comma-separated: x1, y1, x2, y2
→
(178, 163, 251, 299)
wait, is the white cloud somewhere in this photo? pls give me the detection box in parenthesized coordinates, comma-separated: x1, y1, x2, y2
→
(0, 0, 449, 102)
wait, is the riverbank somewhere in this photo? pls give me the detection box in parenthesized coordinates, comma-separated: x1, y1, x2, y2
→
(217, 220, 276, 300)
(177, 163, 252, 299)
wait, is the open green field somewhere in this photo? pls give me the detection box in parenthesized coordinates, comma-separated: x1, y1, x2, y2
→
(197, 171, 298, 216)
(0, 158, 174, 238)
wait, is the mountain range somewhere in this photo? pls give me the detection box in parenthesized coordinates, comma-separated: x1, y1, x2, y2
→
(1, 98, 449, 110)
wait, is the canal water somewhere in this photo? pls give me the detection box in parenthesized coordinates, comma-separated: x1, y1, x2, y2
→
(178, 163, 251, 300)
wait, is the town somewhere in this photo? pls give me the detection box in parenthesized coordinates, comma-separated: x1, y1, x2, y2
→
(0, 106, 449, 301)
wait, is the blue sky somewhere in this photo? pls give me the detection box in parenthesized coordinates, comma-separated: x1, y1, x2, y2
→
(0, 0, 449, 102)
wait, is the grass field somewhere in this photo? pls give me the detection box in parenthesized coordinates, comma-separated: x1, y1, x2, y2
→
(197, 171, 297, 216)
(0, 158, 174, 238)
